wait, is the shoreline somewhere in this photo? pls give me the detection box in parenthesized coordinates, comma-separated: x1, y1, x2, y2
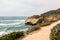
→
(20, 20, 60, 40)
(0, 28, 28, 37)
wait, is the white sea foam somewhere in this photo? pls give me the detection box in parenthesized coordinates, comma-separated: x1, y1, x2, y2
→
(0, 20, 25, 26)
(0, 20, 25, 21)
(0, 19, 28, 36)
(0, 28, 28, 36)
(0, 31, 6, 36)
(0, 23, 21, 25)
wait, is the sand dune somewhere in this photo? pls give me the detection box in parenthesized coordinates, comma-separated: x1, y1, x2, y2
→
(19, 20, 60, 40)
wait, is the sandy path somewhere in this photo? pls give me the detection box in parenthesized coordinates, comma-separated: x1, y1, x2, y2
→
(20, 20, 60, 40)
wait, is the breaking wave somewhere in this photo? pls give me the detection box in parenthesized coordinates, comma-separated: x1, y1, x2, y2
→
(0, 19, 30, 36)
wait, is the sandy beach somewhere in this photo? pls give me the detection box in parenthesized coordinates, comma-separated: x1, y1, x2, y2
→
(18, 20, 60, 40)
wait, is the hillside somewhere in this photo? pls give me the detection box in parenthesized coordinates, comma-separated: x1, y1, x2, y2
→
(21, 20, 60, 40)
(25, 8, 60, 25)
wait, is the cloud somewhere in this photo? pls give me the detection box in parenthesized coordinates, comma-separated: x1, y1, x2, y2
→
(0, 0, 60, 16)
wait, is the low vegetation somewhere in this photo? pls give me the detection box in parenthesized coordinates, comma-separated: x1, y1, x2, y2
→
(26, 25, 40, 34)
(40, 20, 52, 27)
(50, 24, 60, 40)
(0, 31, 24, 40)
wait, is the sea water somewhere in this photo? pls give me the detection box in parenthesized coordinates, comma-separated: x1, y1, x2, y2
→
(0, 16, 30, 36)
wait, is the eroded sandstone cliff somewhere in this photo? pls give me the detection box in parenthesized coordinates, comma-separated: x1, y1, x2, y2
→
(25, 8, 60, 25)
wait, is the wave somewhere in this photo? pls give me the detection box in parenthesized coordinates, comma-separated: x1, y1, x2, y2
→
(0, 16, 28, 36)
(0, 20, 25, 21)
(0, 31, 6, 36)
(0, 20, 25, 26)
(0, 23, 21, 25)
(0, 28, 28, 36)
(0, 19, 29, 36)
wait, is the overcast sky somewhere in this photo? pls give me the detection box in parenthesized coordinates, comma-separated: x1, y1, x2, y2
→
(0, 0, 60, 16)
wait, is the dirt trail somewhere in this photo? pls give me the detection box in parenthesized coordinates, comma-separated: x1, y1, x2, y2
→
(19, 20, 60, 40)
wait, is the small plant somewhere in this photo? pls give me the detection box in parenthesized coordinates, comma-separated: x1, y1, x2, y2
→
(50, 24, 60, 40)
(0, 31, 24, 40)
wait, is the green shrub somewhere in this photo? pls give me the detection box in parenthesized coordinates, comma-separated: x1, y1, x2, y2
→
(50, 24, 60, 40)
(0, 31, 24, 40)
(26, 25, 40, 34)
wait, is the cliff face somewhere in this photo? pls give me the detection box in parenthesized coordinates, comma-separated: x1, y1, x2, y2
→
(25, 8, 60, 25)
(25, 15, 43, 25)
(25, 18, 40, 25)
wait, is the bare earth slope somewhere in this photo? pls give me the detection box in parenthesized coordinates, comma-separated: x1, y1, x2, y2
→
(21, 20, 60, 40)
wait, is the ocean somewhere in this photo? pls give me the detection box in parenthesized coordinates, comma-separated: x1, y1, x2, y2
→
(0, 16, 30, 36)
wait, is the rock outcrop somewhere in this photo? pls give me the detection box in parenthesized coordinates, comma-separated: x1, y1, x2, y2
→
(25, 8, 60, 25)
(25, 15, 43, 25)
